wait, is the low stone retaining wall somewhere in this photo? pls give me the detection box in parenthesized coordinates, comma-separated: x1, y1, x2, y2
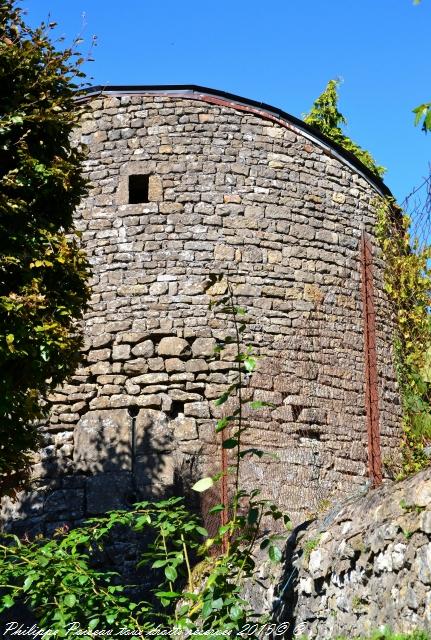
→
(275, 468, 431, 638)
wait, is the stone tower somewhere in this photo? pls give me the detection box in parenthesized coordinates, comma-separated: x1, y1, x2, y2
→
(2, 86, 401, 534)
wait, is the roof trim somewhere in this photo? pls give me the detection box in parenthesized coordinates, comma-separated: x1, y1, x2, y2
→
(78, 84, 391, 198)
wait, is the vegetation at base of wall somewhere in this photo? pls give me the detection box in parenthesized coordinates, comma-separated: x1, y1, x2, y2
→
(0, 280, 290, 639)
(298, 630, 430, 640)
(302, 535, 321, 560)
(303, 79, 385, 179)
(338, 631, 429, 640)
(0, 1, 91, 496)
(375, 198, 431, 475)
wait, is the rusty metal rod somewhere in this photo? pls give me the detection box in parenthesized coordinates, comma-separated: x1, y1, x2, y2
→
(360, 230, 383, 487)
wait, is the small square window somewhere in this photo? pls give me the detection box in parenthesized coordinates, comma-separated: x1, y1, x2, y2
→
(129, 174, 150, 204)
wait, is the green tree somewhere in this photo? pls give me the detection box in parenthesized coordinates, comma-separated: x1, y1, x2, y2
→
(0, 1, 90, 496)
(304, 78, 385, 178)
(412, 0, 430, 130)
(413, 102, 431, 132)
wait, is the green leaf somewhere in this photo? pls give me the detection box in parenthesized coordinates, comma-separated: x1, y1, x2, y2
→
(152, 559, 167, 568)
(196, 526, 209, 537)
(165, 566, 178, 581)
(208, 504, 225, 514)
(23, 575, 34, 592)
(247, 508, 259, 524)
(239, 447, 264, 458)
(135, 514, 152, 527)
(2, 595, 14, 609)
(214, 392, 230, 406)
(268, 544, 282, 562)
(106, 613, 117, 624)
(216, 416, 235, 432)
(218, 524, 230, 536)
(192, 477, 214, 492)
(88, 618, 99, 631)
(202, 599, 213, 619)
(222, 437, 238, 449)
(229, 604, 242, 621)
(155, 591, 180, 598)
(64, 593, 76, 608)
(249, 400, 274, 410)
(244, 356, 257, 372)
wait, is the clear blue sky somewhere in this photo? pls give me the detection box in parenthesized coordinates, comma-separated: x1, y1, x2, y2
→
(23, 0, 431, 203)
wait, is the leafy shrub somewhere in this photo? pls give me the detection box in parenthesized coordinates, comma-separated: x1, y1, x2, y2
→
(0, 0, 90, 495)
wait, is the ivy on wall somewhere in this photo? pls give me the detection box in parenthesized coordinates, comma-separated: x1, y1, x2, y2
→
(375, 198, 431, 475)
(304, 78, 431, 475)
(303, 79, 386, 179)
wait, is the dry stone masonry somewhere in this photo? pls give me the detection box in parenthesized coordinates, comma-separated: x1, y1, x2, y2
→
(276, 466, 431, 637)
(1, 86, 402, 535)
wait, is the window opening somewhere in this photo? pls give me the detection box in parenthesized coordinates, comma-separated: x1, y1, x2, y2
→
(129, 174, 150, 204)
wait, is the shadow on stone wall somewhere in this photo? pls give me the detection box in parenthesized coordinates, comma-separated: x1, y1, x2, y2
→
(1, 407, 188, 538)
(0, 407, 207, 630)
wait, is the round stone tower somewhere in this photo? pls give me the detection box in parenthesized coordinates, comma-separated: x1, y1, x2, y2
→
(2, 86, 401, 534)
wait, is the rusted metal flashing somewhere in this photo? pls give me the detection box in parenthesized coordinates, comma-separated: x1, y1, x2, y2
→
(360, 231, 383, 487)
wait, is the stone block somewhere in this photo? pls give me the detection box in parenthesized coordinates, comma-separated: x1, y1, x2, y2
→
(192, 337, 216, 357)
(87, 348, 110, 363)
(298, 408, 327, 424)
(185, 359, 208, 373)
(148, 175, 163, 201)
(123, 358, 148, 374)
(157, 337, 190, 356)
(184, 402, 210, 418)
(148, 357, 164, 371)
(223, 194, 241, 204)
(86, 472, 132, 514)
(112, 344, 131, 361)
(420, 510, 431, 534)
(73, 409, 131, 473)
(273, 376, 301, 394)
(132, 372, 169, 385)
(415, 543, 431, 584)
(165, 358, 185, 372)
(135, 409, 172, 452)
(92, 334, 112, 348)
(131, 340, 154, 358)
(214, 244, 235, 261)
(119, 331, 149, 344)
(172, 415, 198, 441)
(44, 489, 84, 520)
(135, 454, 174, 489)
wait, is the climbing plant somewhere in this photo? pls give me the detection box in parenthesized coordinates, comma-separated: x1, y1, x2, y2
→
(0, 1, 90, 495)
(304, 79, 385, 178)
(375, 198, 431, 474)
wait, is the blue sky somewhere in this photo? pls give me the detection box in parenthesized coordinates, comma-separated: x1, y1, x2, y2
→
(23, 0, 431, 203)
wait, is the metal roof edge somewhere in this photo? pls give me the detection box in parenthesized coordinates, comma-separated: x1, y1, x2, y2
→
(77, 84, 392, 199)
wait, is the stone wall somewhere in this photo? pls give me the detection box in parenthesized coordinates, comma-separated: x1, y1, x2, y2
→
(276, 467, 431, 637)
(1, 88, 401, 535)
